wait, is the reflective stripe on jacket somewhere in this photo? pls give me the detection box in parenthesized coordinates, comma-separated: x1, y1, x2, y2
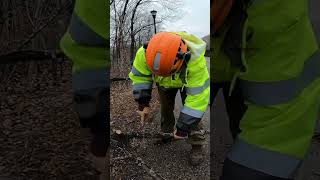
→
(214, 0, 320, 179)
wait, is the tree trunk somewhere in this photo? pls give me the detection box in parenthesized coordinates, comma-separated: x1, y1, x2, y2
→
(130, 0, 143, 61)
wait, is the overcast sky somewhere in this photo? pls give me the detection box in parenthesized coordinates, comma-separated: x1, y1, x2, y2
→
(162, 0, 210, 38)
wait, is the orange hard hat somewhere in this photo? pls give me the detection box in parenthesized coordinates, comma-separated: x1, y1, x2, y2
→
(145, 32, 190, 77)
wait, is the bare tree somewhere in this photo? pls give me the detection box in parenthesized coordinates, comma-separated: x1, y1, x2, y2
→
(0, 0, 74, 54)
(0, 0, 74, 89)
(110, 0, 183, 78)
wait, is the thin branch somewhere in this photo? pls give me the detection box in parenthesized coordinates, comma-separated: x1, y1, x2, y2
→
(111, 139, 167, 180)
(0, 50, 66, 64)
(15, 1, 73, 51)
(133, 21, 162, 34)
(25, 1, 35, 29)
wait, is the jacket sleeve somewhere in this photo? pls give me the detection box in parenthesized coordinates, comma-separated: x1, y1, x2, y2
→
(128, 47, 153, 108)
(176, 54, 210, 131)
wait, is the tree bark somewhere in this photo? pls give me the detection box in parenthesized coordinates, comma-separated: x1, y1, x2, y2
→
(130, 0, 143, 61)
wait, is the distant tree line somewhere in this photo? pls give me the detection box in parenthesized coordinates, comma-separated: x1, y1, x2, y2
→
(110, 0, 182, 78)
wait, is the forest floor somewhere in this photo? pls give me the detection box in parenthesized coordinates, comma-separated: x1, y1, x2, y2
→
(0, 60, 100, 180)
(110, 80, 210, 180)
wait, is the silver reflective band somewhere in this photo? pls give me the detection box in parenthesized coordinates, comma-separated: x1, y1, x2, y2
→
(153, 52, 161, 71)
(228, 139, 302, 179)
(131, 66, 152, 77)
(240, 51, 320, 106)
(133, 83, 152, 91)
(181, 106, 204, 118)
(186, 79, 210, 95)
(72, 69, 108, 91)
(69, 13, 107, 47)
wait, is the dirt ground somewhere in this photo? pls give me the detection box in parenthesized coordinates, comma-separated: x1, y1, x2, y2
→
(0, 60, 99, 180)
(110, 80, 210, 180)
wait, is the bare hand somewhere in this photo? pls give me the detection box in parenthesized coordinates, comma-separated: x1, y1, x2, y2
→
(137, 107, 151, 127)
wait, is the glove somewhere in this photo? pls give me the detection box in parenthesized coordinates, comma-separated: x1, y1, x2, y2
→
(137, 106, 151, 127)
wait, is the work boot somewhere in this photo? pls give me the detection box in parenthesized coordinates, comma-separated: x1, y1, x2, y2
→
(189, 145, 204, 166)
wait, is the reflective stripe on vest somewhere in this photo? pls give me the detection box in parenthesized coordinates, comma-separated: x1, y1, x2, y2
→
(240, 51, 320, 106)
(131, 66, 152, 77)
(186, 79, 210, 95)
(154, 52, 161, 71)
(69, 13, 107, 47)
(181, 106, 204, 118)
(133, 83, 152, 91)
(72, 69, 108, 91)
(228, 139, 302, 179)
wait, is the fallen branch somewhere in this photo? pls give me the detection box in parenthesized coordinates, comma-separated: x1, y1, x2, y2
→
(136, 157, 167, 180)
(15, 1, 74, 51)
(0, 50, 66, 64)
(111, 131, 164, 145)
(111, 139, 167, 180)
(111, 130, 210, 146)
(111, 77, 129, 82)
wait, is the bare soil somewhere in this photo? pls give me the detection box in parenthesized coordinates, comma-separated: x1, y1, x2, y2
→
(0, 60, 99, 180)
(110, 80, 210, 180)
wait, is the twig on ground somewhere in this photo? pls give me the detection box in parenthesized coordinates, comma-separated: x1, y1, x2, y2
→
(112, 140, 167, 180)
